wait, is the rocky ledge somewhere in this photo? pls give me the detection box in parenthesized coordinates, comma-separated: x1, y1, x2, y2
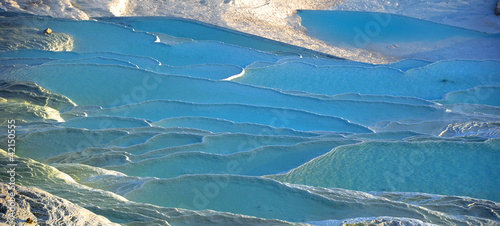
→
(0, 183, 117, 225)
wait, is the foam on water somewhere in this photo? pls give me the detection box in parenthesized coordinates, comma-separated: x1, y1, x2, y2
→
(372, 120, 498, 138)
(308, 217, 436, 226)
(439, 122, 500, 138)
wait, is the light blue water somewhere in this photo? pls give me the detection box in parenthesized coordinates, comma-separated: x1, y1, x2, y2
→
(298, 10, 494, 48)
(271, 139, 500, 202)
(0, 11, 499, 226)
(233, 60, 500, 99)
(439, 86, 500, 107)
(153, 117, 319, 136)
(97, 17, 330, 58)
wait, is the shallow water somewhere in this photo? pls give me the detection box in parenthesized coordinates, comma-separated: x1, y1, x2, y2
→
(0, 11, 499, 226)
(298, 10, 490, 48)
